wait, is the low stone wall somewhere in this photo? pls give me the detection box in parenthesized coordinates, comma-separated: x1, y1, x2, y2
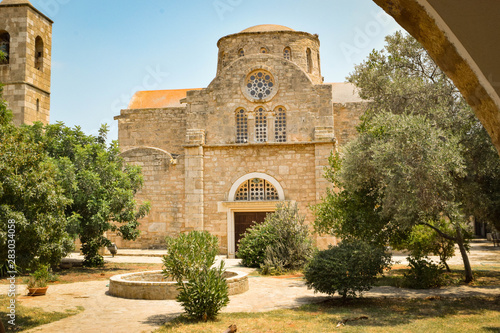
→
(108, 270, 249, 300)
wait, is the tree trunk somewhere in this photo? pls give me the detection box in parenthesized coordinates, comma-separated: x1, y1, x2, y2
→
(442, 260, 451, 272)
(455, 225, 473, 283)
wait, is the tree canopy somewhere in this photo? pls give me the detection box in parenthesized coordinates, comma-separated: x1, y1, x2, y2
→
(0, 87, 150, 270)
(314, 32, 500, 283)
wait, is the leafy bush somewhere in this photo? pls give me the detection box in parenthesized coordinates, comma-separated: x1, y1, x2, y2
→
(177, 263, 229, 321)
(304, 240, 391, 299)
(237, 202, 314, 274)
(162, 231, 229, 321)
(403, 256, 444, 289)
(25, 265, 50, 288)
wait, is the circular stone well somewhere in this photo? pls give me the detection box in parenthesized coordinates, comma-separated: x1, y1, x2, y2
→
(108, 270, 249, 300)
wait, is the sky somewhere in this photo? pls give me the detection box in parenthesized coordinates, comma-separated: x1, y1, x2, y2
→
(28, 0, 402, 141)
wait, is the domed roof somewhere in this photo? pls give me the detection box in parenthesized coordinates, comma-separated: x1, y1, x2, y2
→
(240, 24, 295, 33)
(0, 0, 32, 5)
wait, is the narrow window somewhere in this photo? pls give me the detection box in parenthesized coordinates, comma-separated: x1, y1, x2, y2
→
(255, 107, 267, 143)
(238, 48, 244, 57)
(283, 47, 291, 60)
(306, 48, 312, 73)
(0, 31, 10, 64)
(236, 108, 248, 143)
(35, 36, 44, 71)
(36, 99, 40, 112)
(274, 107, 287, 142)
(260, 47, 268, 54)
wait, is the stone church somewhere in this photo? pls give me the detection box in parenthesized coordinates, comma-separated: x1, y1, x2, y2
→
(111, 24, 365, 257)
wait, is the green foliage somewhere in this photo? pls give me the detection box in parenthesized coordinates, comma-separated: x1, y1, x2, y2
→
(26, 264, 50, 288)
(0, 92, 73, 273)
(237, 202, 314, 274)
(177, 263, 229, 321)
(403, 256, 444, 289)
(304, 240, 391, 299)
(162, 231, 229, 321)
(28, 123, 150, 267)
(162, 230, 219, 280)
(395, 222, 458, 271)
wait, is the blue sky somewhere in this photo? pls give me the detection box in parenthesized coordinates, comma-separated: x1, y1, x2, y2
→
(29, 0, 402, 140)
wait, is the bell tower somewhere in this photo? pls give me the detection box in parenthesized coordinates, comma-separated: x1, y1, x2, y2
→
(0, 0, 53, 125)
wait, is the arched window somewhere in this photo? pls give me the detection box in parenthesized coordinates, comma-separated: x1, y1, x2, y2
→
(255, 107, 267, 143)
(35, 36, 43, 71)
(235, 108, 248, 143)
(283, 47, 291, 60)
(238, 48, 244, 57)
(235, 178, 279, 201)
(260, 47, 268, 54)
(274, 106, 287, 142)
(306, 48, 312, 73)
(0, 31, 10, 64)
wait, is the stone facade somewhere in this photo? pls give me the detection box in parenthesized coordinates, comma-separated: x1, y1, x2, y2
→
(112, 25, 365, 256)
(0, 0, 52, 125)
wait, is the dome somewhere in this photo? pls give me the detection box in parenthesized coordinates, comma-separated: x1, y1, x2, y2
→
(0, 0, 32, 5)
(240, 24, 295, 33)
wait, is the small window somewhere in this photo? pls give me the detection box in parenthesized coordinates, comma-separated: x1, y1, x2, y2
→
(235, 179, 279, 201)
(238, 48, 244, 57)
(236, 108, 248, 143)
(255, 107, 267, 143)
(283, 47, 291, 60)
(306, 48, 312, 73)
(36, 99, 40, 112)
(35, 36, 44, 71)
(260, 47, 268, 54)
(0, 31, 10, 64)
(274, 107, 287, 142)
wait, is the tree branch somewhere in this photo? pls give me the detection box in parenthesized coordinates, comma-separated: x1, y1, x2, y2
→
(422, 223, 457, 241)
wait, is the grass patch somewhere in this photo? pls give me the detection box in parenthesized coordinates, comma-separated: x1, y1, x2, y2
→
(0, 262, 163, 285)
(375, 264, 500, 288)
(154, 296, 500, 333)
(0, 295, 83, 332)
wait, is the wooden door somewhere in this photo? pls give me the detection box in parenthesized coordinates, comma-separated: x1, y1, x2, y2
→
(234, 212, 270, 252)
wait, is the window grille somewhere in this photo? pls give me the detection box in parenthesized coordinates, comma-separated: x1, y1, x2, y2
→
(255, 107, 267, 143)
(283, 47, 291, 60)
(236, 108, 248, 143)
(274, 107, 286, 142)
(235, 179, 279, 201)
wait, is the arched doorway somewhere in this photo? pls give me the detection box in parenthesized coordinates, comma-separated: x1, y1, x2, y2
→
(220, 172, 286, 258)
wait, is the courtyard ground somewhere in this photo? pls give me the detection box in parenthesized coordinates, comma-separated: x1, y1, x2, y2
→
(1, 239, 499, 333)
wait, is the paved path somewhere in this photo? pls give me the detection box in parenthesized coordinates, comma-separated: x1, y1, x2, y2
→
(6, 240, 499, 333)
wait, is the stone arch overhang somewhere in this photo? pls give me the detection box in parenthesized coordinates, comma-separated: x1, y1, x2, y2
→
(373, 0, 500, 156)
(120, 146, 175, 160)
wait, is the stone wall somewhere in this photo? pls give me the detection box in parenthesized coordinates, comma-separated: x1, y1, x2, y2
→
(217, 30, 322, 84)
(115, 107, 187, 154)
(0, 3, 52, 125)
(108, 147, 186, 249)
(333, 102, 366, 147)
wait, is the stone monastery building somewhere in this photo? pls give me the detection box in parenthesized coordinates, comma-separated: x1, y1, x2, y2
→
(112, 24, 365, 256)
(0, 0, 365, 255)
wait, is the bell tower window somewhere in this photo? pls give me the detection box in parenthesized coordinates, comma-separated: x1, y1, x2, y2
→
(236, 108, 248, 143)
(0, 31, 10, 64)
(35, 36, 44, 71)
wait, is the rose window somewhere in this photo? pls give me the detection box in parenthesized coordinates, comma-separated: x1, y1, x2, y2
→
(245, 70, 275, 100)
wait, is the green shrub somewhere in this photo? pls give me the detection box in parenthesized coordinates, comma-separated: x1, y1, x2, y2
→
(237, 202, 314, 274)
(304, 240, 391, 299)
(403, 256, 444, 289)
(162, 231, 229, 321)
(177, 262, 229, 321)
